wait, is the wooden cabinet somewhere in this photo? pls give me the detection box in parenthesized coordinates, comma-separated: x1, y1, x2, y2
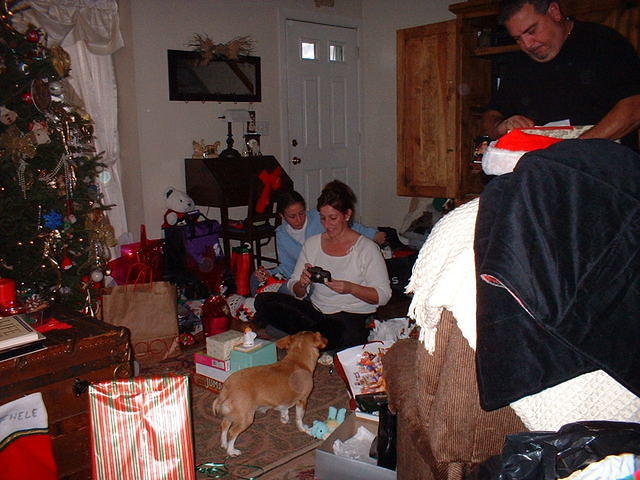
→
(397, 7, 491, 203)
(397, 0, 638, 203)
(397, 20, 458, 199)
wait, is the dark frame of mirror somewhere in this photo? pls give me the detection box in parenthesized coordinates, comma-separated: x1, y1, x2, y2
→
(167, 49, 261, 103)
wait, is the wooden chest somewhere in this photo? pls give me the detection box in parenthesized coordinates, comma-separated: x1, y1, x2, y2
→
(0, 307, 133, 480)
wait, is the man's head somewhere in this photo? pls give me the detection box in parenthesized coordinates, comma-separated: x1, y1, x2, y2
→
(499, 0, 570, 63)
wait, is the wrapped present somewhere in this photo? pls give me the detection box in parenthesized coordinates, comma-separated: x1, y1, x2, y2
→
(109, 225, 164, 285)
(89, 376, 195, 480)
(206, 329, 243, 360)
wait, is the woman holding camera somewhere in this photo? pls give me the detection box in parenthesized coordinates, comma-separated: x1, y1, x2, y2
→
(254, 180, 391, 352)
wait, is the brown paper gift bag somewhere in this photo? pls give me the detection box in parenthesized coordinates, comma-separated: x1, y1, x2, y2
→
(101, 277, 180, 365)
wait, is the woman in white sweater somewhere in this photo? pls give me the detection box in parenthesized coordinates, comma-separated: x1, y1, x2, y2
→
(254, 180, 392, 351)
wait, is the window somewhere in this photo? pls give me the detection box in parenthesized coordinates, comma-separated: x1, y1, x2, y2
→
(301, 41, 316, 60)
(329, 43, 344, 62)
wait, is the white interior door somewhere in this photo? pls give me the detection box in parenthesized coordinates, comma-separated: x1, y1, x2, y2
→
(285, 20, 361, 207)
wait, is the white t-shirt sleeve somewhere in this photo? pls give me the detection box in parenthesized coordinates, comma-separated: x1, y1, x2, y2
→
(357, 238, 392, 307)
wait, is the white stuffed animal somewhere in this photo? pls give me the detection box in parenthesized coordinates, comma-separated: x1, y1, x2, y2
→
(163, 186, 196, 227)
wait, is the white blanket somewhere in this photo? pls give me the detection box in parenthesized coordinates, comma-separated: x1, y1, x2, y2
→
(406, 198, 640, 431)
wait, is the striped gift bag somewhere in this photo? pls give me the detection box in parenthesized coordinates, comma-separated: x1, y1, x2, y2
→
(89, 376, 195, 480)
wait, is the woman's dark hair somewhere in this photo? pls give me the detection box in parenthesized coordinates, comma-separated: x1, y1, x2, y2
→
(276, 190, 306, 215)
(498, 0, 552, 24)
(316, 180, 357, 215)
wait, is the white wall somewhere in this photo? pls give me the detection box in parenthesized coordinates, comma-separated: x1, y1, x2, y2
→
(360, 0, 454, 228)
(115, 0, 453, 239)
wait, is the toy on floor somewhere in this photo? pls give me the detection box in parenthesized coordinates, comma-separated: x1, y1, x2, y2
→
(308, 406, 346, 440)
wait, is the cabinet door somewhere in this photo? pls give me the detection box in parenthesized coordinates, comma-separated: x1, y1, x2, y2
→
(397, 20, 457, 198)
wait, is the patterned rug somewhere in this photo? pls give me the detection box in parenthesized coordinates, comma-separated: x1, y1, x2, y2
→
(140, 342, 350, 479)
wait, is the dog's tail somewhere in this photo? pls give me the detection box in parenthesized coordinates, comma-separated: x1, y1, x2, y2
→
(212, 390, 227, 417)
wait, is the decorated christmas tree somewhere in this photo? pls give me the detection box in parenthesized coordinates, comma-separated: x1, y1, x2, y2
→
(0, 1, 113, 312)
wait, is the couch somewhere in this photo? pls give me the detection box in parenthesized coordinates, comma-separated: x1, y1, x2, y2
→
(383, 310, 525, 480)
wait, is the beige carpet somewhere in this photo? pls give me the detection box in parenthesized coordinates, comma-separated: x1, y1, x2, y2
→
(140, 343, 349, 479)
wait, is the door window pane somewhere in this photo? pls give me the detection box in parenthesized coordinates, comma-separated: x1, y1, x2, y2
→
(329, 43, 344, 62)
(301, 41, 316, 60)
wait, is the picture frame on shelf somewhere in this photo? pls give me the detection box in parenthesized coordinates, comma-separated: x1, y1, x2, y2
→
(244, 133, 261, 156)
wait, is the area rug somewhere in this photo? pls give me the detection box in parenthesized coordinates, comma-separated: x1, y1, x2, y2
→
(140, 343, 350, 478)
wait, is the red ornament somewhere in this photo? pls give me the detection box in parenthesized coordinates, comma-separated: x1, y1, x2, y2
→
(26, 29, 40, 43)
(21, 92, 33, 103)
(61, 256, 73, 270)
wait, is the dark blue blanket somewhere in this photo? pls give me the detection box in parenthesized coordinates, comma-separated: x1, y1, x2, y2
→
(474, 139, 640, 411)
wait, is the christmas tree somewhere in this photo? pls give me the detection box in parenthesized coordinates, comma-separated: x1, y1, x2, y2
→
(0, 1, 113, 312)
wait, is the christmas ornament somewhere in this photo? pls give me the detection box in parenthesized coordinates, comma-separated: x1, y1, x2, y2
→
(90, 269, 104, 282)
(25, 293, 48, 313)
(17, 61, 29, 74)
(0, 105, 17, 125)
(28, 120, 50, 144)
(85, 208, 117, 248)
(20, 91, 33, 103)
(0, 125, 37, 161)
(50, 45, 71, 77)
(43, 210, 63, 229)
(31, 78, 51, 113)
(61, 256, 72, 270)
(26, 29, 40, 43)
(48, 80, 63, 95)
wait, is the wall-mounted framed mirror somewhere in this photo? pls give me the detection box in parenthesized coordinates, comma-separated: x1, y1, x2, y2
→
(167, 49, 261, 103)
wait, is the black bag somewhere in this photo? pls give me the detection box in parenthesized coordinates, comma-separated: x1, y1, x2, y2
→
(375, 402, 397, 470)
(385, 250, 418, 296)
(475, 421, 640, 480)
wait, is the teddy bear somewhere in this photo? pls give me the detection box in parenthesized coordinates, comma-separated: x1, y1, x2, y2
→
(163, 186, 197, 228)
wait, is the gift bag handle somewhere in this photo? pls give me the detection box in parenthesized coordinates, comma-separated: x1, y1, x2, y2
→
(124, 262, 154, 289)
(139, 224, 149, 250)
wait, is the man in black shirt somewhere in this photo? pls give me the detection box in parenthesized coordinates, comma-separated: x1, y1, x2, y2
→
(482, 0, 640, 150)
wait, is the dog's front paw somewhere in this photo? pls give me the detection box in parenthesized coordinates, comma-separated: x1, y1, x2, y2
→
(298, 422, 311, 433)
(227, 447, 242, 457)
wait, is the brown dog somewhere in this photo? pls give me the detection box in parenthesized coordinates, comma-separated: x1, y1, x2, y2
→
(212, 331, 327, 456)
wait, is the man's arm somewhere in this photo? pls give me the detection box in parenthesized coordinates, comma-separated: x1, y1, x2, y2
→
(579, 95, 640, 141)
(482, 109, 535, 139)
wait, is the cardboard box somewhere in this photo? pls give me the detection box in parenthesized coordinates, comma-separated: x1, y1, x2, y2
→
(206, 329, 243, 359)
(194, 362, 233, 383)
(230, 339, 276, 372)
(315, 415, 396, 480)
(193, 372, 225, 393)
(194, 351, 230, 371)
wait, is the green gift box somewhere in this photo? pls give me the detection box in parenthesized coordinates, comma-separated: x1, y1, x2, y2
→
(230, 339, 276, 372)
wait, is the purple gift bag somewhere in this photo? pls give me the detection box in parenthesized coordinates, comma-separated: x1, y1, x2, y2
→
(163, 216, 224, 287)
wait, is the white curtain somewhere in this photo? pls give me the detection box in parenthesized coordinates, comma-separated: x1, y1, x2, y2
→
(14, 0, 128, 246)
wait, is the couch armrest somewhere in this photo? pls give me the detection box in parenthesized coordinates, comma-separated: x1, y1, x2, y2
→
(383, 310, 526, 479)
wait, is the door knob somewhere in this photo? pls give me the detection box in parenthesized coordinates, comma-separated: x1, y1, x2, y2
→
(291, 156, 301, 165)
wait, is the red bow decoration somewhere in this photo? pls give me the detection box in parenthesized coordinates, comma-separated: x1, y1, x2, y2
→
(256, 166, 282, 213)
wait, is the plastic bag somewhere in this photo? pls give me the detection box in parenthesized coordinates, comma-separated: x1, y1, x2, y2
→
(333, 425, 376, 463)
(477, 421, 640, 480)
